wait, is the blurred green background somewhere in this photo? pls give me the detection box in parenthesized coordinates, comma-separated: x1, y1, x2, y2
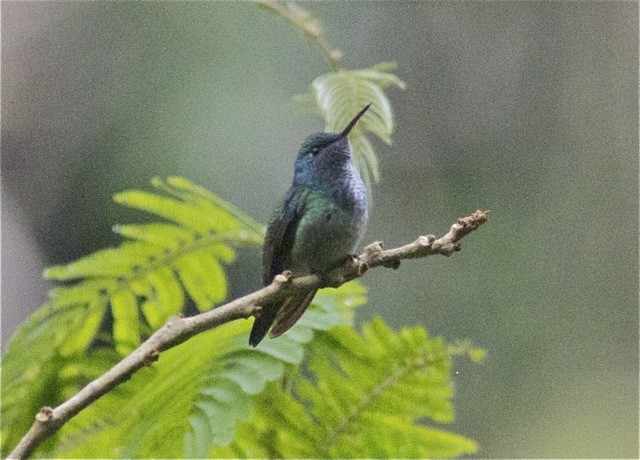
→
(2, 1, 638, 458)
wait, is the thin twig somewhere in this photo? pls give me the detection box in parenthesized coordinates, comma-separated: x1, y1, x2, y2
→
(8, 210, 488, 459)
(258, 0, 343, 71)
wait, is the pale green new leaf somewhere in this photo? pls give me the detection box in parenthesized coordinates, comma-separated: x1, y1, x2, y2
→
(299, 62, 405, 192)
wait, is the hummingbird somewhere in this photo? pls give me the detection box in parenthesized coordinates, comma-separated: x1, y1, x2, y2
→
(249, 104, 371, 347)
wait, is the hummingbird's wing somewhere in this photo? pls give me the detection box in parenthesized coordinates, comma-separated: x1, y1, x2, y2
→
(262, 187, 307, 286)
(250, 188, 308, 347)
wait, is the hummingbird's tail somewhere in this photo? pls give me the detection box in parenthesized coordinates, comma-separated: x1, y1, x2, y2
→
(249, 300, 280, 347)
(270, 289, 317, 338)
(249, 289, 317, 347)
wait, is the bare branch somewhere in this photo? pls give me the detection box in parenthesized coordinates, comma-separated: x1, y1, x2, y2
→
(8, 210, 488, 459)
(258, 0, 343, 71)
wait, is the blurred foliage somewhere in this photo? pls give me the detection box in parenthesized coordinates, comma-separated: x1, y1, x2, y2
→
(210, 319, 480, 459)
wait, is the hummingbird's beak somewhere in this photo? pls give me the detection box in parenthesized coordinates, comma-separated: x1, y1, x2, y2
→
(338, 103, 372, 139)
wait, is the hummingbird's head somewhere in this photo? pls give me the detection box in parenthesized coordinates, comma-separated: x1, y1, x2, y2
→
(293, 104, 370, 186)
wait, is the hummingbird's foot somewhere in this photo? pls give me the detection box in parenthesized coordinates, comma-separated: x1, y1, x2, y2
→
(273, 270, 293, 285)
(347, 253, 360, 268)
(320, 255, 362, 287)
(339, 254, 362, 276)
(348, 253, 369, 276)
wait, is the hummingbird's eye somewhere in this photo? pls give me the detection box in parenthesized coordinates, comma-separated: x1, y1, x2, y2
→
(310, 147, 320, 156)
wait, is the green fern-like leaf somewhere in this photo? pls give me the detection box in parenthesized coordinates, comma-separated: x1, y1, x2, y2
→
(0, 177, 264, 456)
(43, 176, 263, 355)
(299, 62, 405, 193)
(51, 282, 366, 458)
(1, 303, 83, 456)
(218, 317, 478, 459)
